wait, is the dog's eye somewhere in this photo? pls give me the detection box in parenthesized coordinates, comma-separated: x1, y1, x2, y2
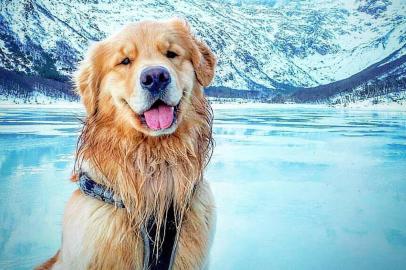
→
(166, 51, 178, 59)
(120, 57, 131, 65)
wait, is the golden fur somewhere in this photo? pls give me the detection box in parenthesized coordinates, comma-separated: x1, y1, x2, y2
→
(37, 18, 216, 270)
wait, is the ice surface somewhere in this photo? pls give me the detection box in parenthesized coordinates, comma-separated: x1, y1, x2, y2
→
(0, 105, 405, 269)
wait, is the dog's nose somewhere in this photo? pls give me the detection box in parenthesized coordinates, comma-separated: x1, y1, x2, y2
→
(140, 66, 171, 93)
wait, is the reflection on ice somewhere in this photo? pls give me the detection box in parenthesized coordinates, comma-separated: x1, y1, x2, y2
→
(0, 105, 405, 269)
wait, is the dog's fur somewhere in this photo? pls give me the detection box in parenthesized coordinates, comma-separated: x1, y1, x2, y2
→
(37, 18, 216, 270)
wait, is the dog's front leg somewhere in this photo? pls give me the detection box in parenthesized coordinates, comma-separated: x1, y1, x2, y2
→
(173, 180, 216, 270)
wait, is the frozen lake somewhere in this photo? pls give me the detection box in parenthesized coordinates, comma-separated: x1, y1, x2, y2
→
(0, 104, 405, 269)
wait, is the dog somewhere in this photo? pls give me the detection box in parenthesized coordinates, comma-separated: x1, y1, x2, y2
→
(37, 18, 216, 270)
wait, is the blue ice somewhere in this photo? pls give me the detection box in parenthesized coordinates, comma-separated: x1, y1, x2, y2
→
(0, 105, 405, 269)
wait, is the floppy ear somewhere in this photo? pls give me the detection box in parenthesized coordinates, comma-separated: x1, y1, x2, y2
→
(74, 42, 104, 116)
(191, 37, 216, 87)
(169, 18, 216, 87)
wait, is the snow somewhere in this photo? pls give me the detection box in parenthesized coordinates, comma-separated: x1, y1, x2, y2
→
(329, 88, 406, 110)
(2, 94, 404, 110)
(0, 92, 81, 107)
(1, 0, 405, 90)
(0, 105, 405, 269)
(331, 92, 406, 111)
(211, 102, 328, 110)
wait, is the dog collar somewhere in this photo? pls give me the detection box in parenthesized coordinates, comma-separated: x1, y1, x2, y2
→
(78, 172, 125, 208)
(78, 171, 177, 270)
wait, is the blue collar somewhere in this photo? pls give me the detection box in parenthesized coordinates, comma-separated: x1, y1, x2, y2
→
(78, 172, 125, 208)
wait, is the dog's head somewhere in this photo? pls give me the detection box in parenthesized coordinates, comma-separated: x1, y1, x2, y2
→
(75, 18, 216, 136)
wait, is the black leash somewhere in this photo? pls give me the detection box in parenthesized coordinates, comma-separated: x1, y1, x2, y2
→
(144, 203, 178, 270)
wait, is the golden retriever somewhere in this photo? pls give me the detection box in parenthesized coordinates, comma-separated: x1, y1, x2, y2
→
(37, 18, 216, 270)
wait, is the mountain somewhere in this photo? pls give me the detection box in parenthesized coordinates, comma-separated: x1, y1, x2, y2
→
(290, 44, 406, 102)
(0, 0, 405, 102)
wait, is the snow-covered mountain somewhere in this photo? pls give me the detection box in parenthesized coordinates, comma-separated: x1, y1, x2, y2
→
(0, 0, 405, 95)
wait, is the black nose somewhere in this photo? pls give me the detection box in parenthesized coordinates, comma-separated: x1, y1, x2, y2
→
(140, 66, 171, 93)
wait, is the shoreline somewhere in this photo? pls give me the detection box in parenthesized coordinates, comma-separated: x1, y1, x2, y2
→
(0, 100, 405, 112)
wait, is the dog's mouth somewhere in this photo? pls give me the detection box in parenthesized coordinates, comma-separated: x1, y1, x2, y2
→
(139, 100, 179, 131)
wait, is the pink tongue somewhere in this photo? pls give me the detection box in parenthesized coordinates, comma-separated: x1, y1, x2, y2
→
(143, 104, 174, 130)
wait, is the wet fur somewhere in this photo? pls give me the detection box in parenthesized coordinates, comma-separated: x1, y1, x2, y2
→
(37, 18, 216, 270)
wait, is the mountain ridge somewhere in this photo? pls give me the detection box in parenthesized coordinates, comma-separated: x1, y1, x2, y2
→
(0, 0, 405, 101)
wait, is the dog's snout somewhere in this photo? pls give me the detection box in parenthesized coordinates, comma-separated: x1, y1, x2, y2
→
(140, 66, 171, 93)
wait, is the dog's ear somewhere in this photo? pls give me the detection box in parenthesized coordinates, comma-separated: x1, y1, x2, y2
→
(191, 37, 216, 87)
(170, 18, 216, 87)
(74, 42, 105, 116)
